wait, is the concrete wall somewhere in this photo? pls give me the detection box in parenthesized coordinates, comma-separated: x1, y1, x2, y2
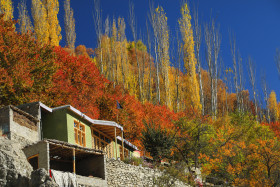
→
(17, 102, 40, 119)
(23, 141, 50, 171)
(77, 154, 106, 180)
(0, 106, 10, 138)
(0, 106, 39, 144)
(66, 111, 92, 148)
(17, 102, 42, 140)
(10, 109, 39, 144)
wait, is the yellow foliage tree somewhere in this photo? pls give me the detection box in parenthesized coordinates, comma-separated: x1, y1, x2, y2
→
(18, 0, 33, 33)
(32, 0, 61, 46)
(32, 0, 49, 45)
(268, 91, 279, 122)
(154, 6, 171, 109)
(179, 2, 201, 111)
(44, 0, 61, 46)
(0, 0, 13, 20)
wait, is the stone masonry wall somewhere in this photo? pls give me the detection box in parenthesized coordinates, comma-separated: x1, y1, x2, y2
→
(106, 159, 189, 187)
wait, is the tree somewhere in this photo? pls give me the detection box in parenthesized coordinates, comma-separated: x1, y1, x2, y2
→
(32, 0, 48, 45)
(268, 91, 279, 122)
(93, 0, 103, 73)
(175, 116, 213, 168)
(193, 5, 204, 115)
(248, 57, 258, 119)
(44, 0, 61, 46)
(18, 0, 33, 33)
(0, 0, 13, 20)
(129, 1, 143, 102)
(179, 1, 201, 112)
(261, 72, 270, 123)
(0, 16, 56, 105)
(204, 20, 221, 118)
(32, 0, 61, 46)
(141, 122, 175, 163)
(153, 6, 171, 108)
(64, 0, 75, 50)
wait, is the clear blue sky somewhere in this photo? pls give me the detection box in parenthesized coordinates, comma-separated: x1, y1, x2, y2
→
(12, 0, 280, 103)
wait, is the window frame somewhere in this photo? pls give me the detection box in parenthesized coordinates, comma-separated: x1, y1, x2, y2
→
(74, 120, 86, 147)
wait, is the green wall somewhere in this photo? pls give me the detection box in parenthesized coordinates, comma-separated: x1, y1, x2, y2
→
(112, 139, 134, 158)
(66, 111, 92, 148)
(42, 109, 68, 142)
(42, 108, 135, 155)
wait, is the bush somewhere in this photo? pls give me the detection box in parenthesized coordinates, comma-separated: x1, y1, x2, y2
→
(123, 157, 143, 166)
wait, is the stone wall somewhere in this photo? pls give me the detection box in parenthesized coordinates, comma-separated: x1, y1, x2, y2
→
(106, 159, 189, 187)
(76, 175, 107, 187)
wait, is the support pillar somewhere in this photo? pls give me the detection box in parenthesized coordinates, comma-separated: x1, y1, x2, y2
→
(121, 130, 124, 160)
(73, 149, 76, 173)
(115, 127, 117, 159)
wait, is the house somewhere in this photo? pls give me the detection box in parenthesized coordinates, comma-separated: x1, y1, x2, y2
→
(0, 102, 138, 186)
(17, 102, 138, 160)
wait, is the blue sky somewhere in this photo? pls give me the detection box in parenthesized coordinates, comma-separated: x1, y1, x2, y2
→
(12, 0, 280, 102)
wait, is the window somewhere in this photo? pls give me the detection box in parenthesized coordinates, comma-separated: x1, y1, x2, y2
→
(74, 121, 86, 147)
(91, 128, 114, 158)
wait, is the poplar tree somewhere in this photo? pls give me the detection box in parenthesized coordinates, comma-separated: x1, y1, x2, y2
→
(129, 1, 143, 102)
(154, 6, 171, 108)
(179, 1, 201, 112)
(193, 6, 204, 115)
(32, 0, 61, 46)
(18, 0, 33, 33)
(248, 57, 258, 119)
(268, 91, 279, 122)
(64, 0, 76, 50)
(32, 0, 49, 45)
(44, 0, 61, 46)
(0, 0, 13, 20)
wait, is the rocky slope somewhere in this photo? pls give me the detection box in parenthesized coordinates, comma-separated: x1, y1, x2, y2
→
(0, 137, 57, 187)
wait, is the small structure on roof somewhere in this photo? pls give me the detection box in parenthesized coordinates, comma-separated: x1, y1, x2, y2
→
(0, 105, 39, 144)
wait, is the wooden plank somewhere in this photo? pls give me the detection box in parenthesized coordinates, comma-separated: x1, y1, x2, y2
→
(122, 130, 124, 160)
(115, 127, 117, 159)
(73, 149, 76, 174)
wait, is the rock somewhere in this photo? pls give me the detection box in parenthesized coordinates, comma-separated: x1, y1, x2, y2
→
(29, 168, 58, 187)
(0, 137, 32, 187)
(0, 137, 58, 187)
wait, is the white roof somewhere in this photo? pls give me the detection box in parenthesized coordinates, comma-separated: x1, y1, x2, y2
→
(52, 105, 124, 131)
(117, 136, 138, 150)
(39, 102, 137, 148)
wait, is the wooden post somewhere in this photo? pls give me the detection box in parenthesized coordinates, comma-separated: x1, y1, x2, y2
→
(114, 127, 117, 159)
(121, 130, 124, 160)
(73, 149, 76, 174)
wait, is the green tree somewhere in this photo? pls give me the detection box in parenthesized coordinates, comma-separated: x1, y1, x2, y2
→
(175, 116, 214, 168)
(141, 122, 175, 163)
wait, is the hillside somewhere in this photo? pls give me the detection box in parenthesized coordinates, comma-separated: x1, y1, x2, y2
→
(1, 0, 280, 185)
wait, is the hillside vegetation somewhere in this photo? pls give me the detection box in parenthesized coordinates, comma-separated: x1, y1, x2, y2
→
(1, 0, 280, 185)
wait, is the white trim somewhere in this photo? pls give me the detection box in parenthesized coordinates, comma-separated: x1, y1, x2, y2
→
(117, 136, 138, 150)
(92, 120, 124, 131)
(39, 102, 52, 113)
(52, 105, 124, 131)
